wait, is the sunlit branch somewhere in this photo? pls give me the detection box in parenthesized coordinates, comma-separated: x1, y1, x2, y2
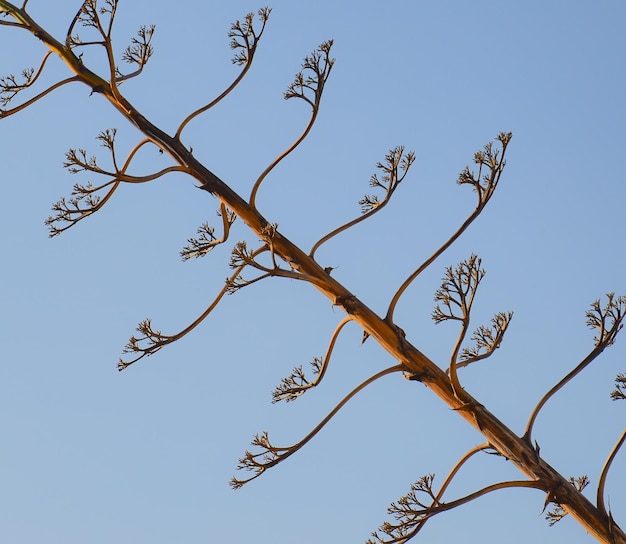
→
(369, 478, 543, 544)
(523, 293, 626, 443)
(385, 132, 512, 324)
(0, 0, 28, 26)
(118, 247, 268, 370)
(272, 315, 353, 402)
(0, 76, 79, 118)
(309, 146, 415, 259)
(180, 203, 236, 260)
(248, 40, 334, 211)
(231, 364, 403, 488)
(597, 429, 626, 518)
(175, 7, 270, 139)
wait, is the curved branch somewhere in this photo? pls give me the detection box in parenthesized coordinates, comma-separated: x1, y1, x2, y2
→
(272, 315, 353, 402)
(231, 364, 403, 488)
(0, 50, 54, 106)
(175, 8, 270, 139)
(370, 478, 543, 544)
(597, 429, 626, 517)
(248, 40, 334, 211)
(385, 132, 512, 324)
(0, 76, 79, 118)
(309, 146, 415, 258)
(118, 247, 269, 370)
(523, 293, 626, 443)
(180, 202, 236, 261)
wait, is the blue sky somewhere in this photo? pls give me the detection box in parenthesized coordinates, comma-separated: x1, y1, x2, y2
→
(1, 1, 624, 542)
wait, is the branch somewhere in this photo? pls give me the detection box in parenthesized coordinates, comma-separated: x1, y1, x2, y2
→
(117, 247, 268, 370)
(386, 132, 512, 324)
(47, 133, 181, 236)
(175, 7, 271, 138)
(0, 76, 79, 118)
(231, 365, 403, 488)
(523, 293, 626, 443)
(369, 477, 543, 544)
(431, 254, 485, 395)
(309, 146, 415, 258)
(272, 316, 353, 402)
(456, 311, 513, 369)
(597, 429, 626, 518)
(611, 372, 626, 401)
(545, 476, 590, 526)
(180, 203, 237, 260)
(248, 40, 334, 210)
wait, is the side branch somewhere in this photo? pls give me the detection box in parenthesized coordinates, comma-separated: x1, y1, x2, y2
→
(231, 364, 403, 488)
(385, 132, 512, 324)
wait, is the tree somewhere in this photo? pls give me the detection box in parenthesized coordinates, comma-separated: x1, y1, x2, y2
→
(1, 2, 624, 543)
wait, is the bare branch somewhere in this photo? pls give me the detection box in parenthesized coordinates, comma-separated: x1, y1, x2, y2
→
(309, 146, 415, 258)
(386, 132, 512, 324)
(231, 365, 403, 488)
(272, 316, 353, 402)
(523, 293, 626, 443)
(249, 40, 334, 210)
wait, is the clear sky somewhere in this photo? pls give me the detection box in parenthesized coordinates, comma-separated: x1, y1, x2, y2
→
(1, 1, 625, 543)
